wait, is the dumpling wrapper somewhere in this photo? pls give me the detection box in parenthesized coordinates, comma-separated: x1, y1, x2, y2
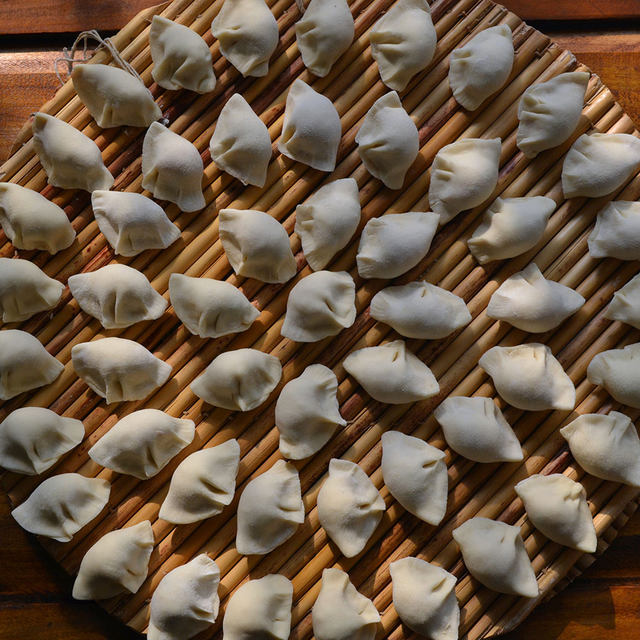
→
(605, 273, 640, 329)
(587, 342, 640, 408)
(588, 201, 640, 260)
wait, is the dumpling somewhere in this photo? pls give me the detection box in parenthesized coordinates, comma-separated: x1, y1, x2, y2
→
(295, 0, 354, 77)
(191, 348, 282, 411)
(11, 473, 110, 542)
(486, 263, 584, 332)
(32, 112, 113, 192)
(159, 438, 240, 524)
(370, 281, 471, 339)
(605, 273, 640, 329)
(370, 0, 437, 91)
(295, 178, 361, 270)
(428, 138, 501, 225)
(343, 340, 439, 404)
(517, 71, 589, 158)
(88, 409, 195, 479)
(209, 93, 271, 187)
(478, 343, 575, 411)
(275, 364, 346, 460)
(0, 183, 75, 253)
(560, 411, 640, 486)
(0, 407, 84, 475)
(448, 25, 514, 111)
(211, 0, 278, 77)
(381, 431, 448, 525)
(588, 201, 640, 260)
(219, 208, 296, 283)
(0, 329, 64, 401)
(0, 257, 64, 322)
(356, 91, 419, 189)
(278, 78, 342, 172)
(150, 15, 215, 93)
(71, 337, 172, 404)
(312, 568, 380, 640)
(236, 459, 304, 555)
(69, 264, 167, 329)
(587, 343, 640, 408)
(281, 270, 356, 342)
(92, 190, 180, 257)
(562, 133, 640, 198)
(72, 520, 154, 600)
(514, 474, 597, 552)
(433, 396, 523, 463)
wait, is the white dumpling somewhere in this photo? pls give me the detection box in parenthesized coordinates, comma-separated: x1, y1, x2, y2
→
(381, 431, 448, 525)
(370, 281, 470, 339)
(275, 364, 346, 460)
(560, 411, 640, 486)
(478, 343, 575, 411)
(236, 459, 304, 555)
(487, 263, 584, 332)
(0, 183, 75, 253)
(73, 520, 154, 600)
(71, 337, 172, 404)
(219, 208, 296, 283)
(0, 407, 84, 475)
(11, 473, 110, 542)
(517, 71, 589, 158)
(150, 15, 215, 93)
(295, 178, 361, 270)
(343, 340, 439, 404)
(32, 112, 114, 192)
(159, 438, 240, 524)
(514, 474, 597, 552)
(448, 25, 514, 111)
(562, 133, 640, 198)
(0, 329, 63, 401)
(356, 91, 419, 189)
(588, 201, 640, 260)
(605, 273, 640, 329)
(587, 343, 640, 408)
(209, 93, 271, 187)
(433, 396, 523, 463)
(88, 409, 195, 479)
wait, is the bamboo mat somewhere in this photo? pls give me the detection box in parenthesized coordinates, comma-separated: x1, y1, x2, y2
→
(1, 0, 640, 637)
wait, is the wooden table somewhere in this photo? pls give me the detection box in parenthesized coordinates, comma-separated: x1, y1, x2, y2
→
(0, 1, 639, 638)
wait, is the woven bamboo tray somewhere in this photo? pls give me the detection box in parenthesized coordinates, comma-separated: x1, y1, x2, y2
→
(1, 0, 640, 637)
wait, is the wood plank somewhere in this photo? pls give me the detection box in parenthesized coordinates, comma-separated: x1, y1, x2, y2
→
(501, 0, 640, 21)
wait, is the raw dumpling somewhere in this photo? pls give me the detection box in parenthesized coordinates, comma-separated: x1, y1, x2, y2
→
(478, 343, 575, 411)
(150, 15, 215, 93)
(588, 201, 640, 259)
(487, 263, 584, 332)
(209, 93, 271, 187)
(72, 520, 154, 600)
(0, 183, 75, 253)
(32, 112, 113, 192)
(211, 0, 278, 77)
(562, 133, 640, 198)
(69, 264, 167, 329)
(370, 281, 471, 339)
(71, 337, 172, 404)
(236, 459, 304, 555)
(448, 25, 514, 111)
(343, 340, 439, 404)
(219, 208, 296, 283)
(295, 178, 361, 270)
(281, 270, 356, 342)
(356, 211, 439, 279)
(514, 474, 597, 552)
(278, 78, 341, 172)
(517, 71, 589, 158)
(605, 273, 640, 329)
(587, 343, 640, 408)
(88, 409, 195, 479)
(0, 407, 84, 475)
(191, 348, 282, 411)
(381, 431, 448, 525)
(356, 91, 419, 189)
(275, 364, 346, 459)
(159, 438, 240, 524)
(11, 473, 110, 542)
(433, 396, 523, 463)
(0, 329, 63, 401)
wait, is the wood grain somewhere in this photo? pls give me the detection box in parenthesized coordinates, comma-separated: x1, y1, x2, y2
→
(501, 0, 640, 21)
